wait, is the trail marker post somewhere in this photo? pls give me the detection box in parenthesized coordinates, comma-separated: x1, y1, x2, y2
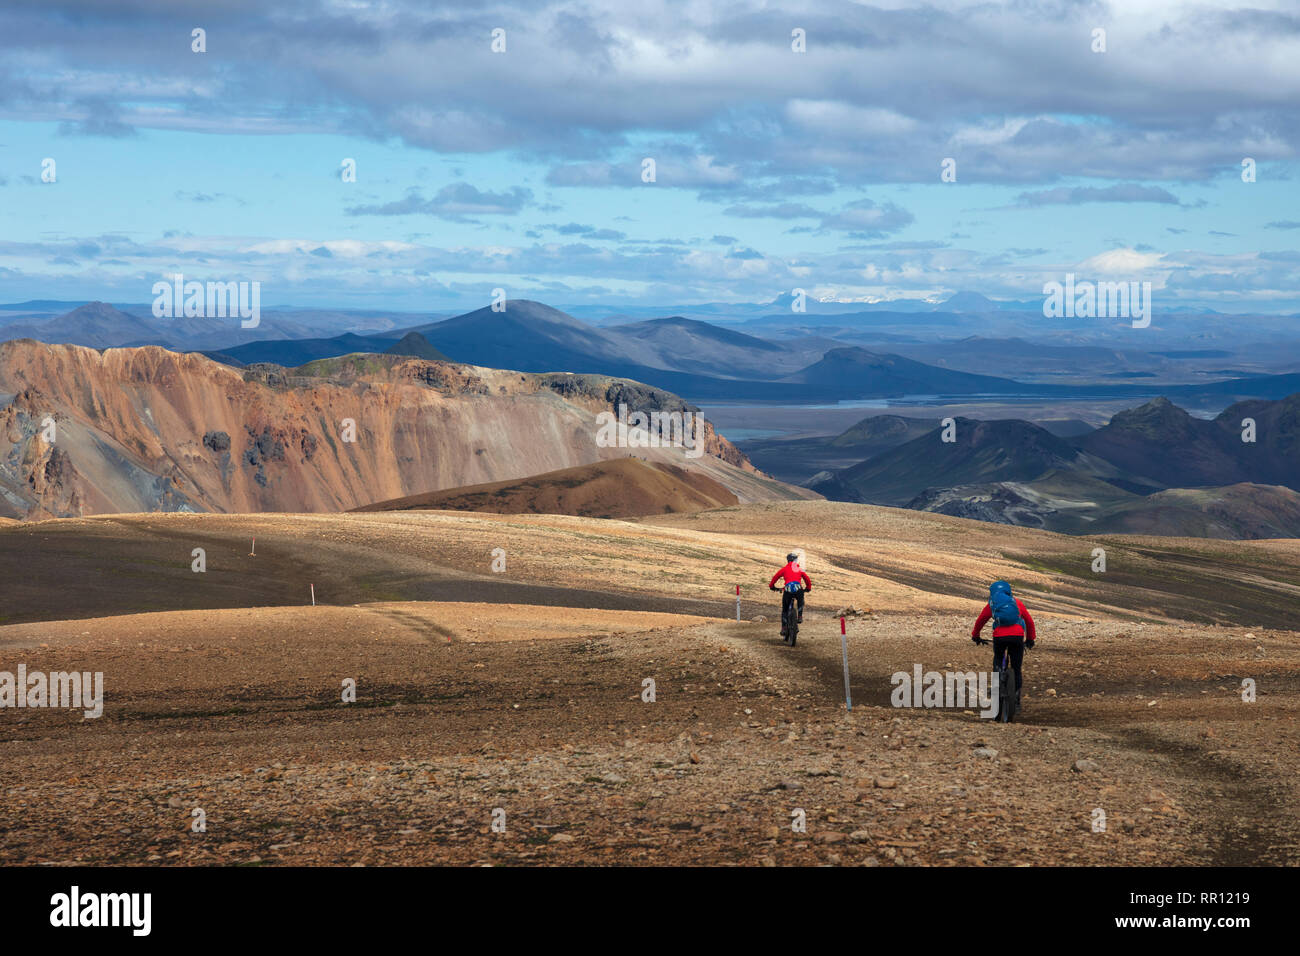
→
(310, 583, 316, 607)
(735, 584, 741, 621)
(840, 616, 852, 711)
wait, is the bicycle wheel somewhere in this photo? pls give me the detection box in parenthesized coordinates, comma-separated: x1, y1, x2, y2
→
(997, 662, 1014, 722)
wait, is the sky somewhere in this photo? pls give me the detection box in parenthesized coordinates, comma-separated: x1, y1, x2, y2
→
(1, 0, 1299, 313)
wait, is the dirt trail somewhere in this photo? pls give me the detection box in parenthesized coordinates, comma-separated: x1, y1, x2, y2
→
(2, 502, 1298, 866)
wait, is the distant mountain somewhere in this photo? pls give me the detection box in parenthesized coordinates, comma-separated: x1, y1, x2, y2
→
(208, 331, 417, 368)
(0, 300, 406, 351)
(2, 301, 161, 349)
(411, 299, 628, 373)
(1076, 395, 1300, 488)
(812, 418, 1113, 506)
(604, 316, 811, 378)
(783, 347, 1020, 395)
(738, 414, 938, 485)
(806, 393, 1300, 539)
(827, 414, 939, 449)
(382, 331, 450, 362)
(890, 337, 1158, 378)
(935, 291, 1004, 313)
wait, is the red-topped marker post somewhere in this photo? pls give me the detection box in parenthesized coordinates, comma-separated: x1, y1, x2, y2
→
(840, 616, 852, 711)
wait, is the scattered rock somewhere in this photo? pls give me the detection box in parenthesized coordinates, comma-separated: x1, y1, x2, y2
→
(1072, 759, 1101, 773)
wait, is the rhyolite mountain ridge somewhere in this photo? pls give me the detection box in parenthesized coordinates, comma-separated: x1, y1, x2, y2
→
(0, 340, 813, 519)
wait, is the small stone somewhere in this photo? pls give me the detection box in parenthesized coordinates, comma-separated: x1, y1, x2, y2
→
(873, 776, 898, 789)
(549, 833, 574, 843)
(972, 747, 998, 759)
(1072, 759, 1101, 773)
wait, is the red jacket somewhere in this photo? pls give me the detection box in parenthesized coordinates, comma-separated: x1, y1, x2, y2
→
(770, 562, 811, 590)
(972, 600, 1036, 641)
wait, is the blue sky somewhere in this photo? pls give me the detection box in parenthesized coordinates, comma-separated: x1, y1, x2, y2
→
(2, 0, 1299, 313)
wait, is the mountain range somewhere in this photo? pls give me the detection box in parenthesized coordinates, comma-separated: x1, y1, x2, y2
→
(8, 298, 1300, 406)
(802, 394, 1300, 538)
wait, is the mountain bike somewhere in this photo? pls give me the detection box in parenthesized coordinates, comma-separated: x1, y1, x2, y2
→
(995, 647, 1017, 722)
(975, 637, 1019, 721)
(780, 581, 802, 646)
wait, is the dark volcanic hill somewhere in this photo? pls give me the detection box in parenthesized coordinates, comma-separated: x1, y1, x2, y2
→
(1077, 395, 1300, 488)
(738, 414, 937, 485)
(207, 331, 423, 368)
(783, 347, 1019, 395)
(814, 418, 1109, 506)
(382, 331, 451, 362)
(412, 300, 627, 373)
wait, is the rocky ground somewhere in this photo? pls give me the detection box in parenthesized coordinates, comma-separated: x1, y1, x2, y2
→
(2, 503, 1298, 866)
(2, 603, 1297, 866)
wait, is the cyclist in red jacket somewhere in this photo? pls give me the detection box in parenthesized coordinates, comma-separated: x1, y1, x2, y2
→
(769, 552, 812, 624)
(971, 580, 1036, 704)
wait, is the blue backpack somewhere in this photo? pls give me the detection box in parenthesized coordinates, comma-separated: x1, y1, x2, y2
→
(989, 581, 1022, 628)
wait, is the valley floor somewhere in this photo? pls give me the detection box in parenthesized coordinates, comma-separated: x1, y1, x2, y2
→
(1, 503, 1298, 866)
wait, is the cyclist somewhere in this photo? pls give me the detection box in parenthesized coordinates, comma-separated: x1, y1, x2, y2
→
(971, 580, 1036, 707)
(769, 552, 812, 629)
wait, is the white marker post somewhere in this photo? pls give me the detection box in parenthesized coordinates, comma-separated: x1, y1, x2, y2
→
(310, 583, 316, 606)
(250, 537, 256, 556)
(840, 616, 852, 711)
(735, 584, 741, 621)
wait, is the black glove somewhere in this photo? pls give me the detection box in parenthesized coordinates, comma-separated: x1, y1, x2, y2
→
(804, 586, 811, 593)
(1025, 639, 1035, 650)
(972, 636, 988, 646)
(769, 584, 777, 591)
